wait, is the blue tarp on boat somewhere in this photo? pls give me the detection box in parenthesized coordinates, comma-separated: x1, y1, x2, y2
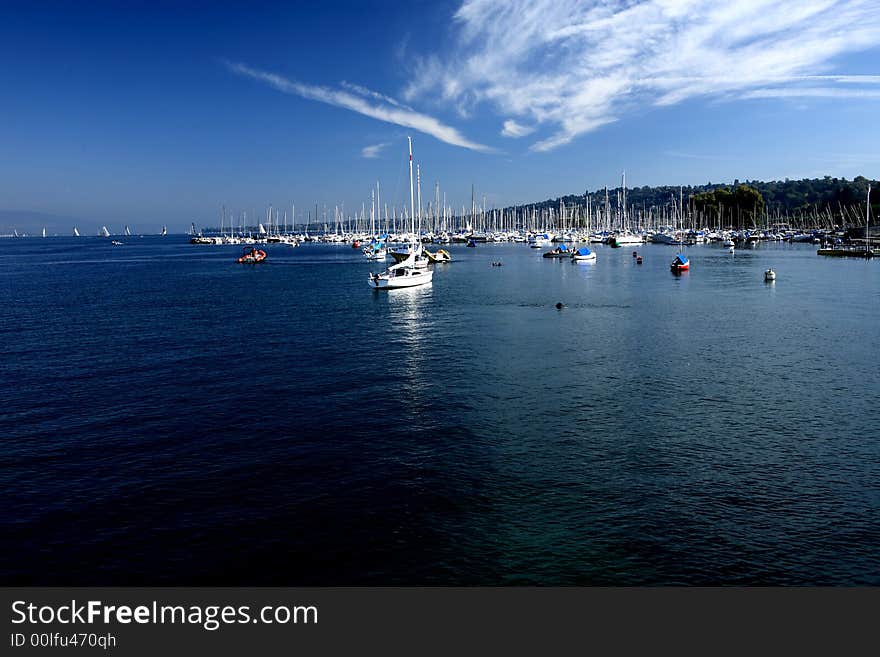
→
(673, 253, 689, 265)
(576, 247, 592, 256)
(558, 244, 568, 251)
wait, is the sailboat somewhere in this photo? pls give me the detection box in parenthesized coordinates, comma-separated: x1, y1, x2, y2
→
(670, 252, 690, 272)
(363, 191, 387, 260)
(609, 171, 642, 247)
(42, 227, 47, 238)
(100, 226, 111, 238)
(368, 137, 434, 289)
(73, 226, 80, 237)
(124, 225, 131, 237)
(817, 184, 875, 258)
(161, 225, 167, 236)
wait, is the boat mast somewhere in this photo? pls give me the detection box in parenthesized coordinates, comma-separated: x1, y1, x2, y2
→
(867, 184, 871, 255)
(408, 136, 415, 238)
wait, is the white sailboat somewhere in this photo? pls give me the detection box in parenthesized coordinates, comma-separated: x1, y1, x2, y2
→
(161, 225, 167, 236)
(124, 225, 131, 237)
(73, 226, 80, 237)
(363, 188, 387, 260)
(609, 171, 642, 246)
(368, 137, 433, 290)
(100, 226, 111, 238)
(42, 227, 47, 238)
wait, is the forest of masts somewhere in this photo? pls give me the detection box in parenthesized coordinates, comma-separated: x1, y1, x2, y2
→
(207, 184, 871, 237)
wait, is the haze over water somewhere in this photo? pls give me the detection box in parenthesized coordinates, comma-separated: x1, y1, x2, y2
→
(1, 237, 878, 584)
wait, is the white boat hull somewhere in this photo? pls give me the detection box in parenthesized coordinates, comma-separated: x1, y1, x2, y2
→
(368, 268, 433, 289)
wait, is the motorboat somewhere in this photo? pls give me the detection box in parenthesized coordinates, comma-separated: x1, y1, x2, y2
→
(237, 247, 267, 263)
(571, 246, 597, 262)
(542, 244, 570, 258)
(425, 249, 452, 263)
(608, 231, 642, 247)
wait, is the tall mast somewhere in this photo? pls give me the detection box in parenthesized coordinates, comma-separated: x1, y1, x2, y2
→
(376, 181, 380, 237)
(680, 186, 684, 230)
(417, 164, 422, 234)
(408, 136, 415, 236)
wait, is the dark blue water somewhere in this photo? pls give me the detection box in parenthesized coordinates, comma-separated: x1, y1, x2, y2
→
(2, 237, 878, 585)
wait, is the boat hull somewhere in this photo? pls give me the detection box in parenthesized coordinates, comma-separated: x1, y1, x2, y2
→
(425, 249, 452, 263)
(368, 269, 434, 289)
(817, 248, 874, 258)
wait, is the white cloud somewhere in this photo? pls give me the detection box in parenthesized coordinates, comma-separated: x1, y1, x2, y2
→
(407, 0, 880, 151)
(740, 87, 880, 100)
(226, 61, 494, 153)
(361, 143, 388, 158)
(500, 120, 535, 138)
(341, 81, 414, 111)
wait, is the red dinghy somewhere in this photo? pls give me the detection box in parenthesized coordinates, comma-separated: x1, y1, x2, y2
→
(237, 247, 267, 264)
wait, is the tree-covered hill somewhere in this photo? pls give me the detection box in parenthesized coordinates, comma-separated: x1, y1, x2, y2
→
(513, 175, 878, 228)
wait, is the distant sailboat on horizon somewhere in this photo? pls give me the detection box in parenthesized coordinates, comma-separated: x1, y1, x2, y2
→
(73, 226, 80, 237)
(124, 225, 131, 237)
(42, 227, 47, 238)
(161, 225, 167, 236)
(100, 226, 111, 238)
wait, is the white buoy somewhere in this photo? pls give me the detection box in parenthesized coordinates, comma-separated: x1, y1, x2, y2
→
(764, 268, 776, 282)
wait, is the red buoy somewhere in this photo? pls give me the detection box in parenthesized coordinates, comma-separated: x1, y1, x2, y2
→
(636, 256, 643, 264)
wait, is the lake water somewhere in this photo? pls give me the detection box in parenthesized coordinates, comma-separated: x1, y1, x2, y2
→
(1, 236, 878, 584)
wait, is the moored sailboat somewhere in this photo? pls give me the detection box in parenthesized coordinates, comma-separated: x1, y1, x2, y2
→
(670, 252, 690, 272)
(368, 137, 433, 290)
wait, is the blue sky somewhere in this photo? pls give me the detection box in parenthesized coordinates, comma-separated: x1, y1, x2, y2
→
(2, 0, 879, 233)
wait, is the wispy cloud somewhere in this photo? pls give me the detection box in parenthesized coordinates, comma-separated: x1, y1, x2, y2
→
(406, 0, 880, 151)
(341, 81, 414, 111)
(500, 119, 535, 138)
(740, 87, 880, 100)
(225, 61, 493, 153)
(361, 143, 388, 158)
